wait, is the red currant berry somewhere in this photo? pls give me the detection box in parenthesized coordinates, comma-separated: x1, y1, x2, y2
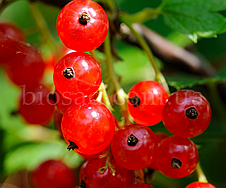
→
(155, 136, 199, 179)
(186, 182, 216, 188)
(4, 41, 46, 86)
(30, 160, 75, 188)
(19, 85, 55, 125)
(0, 22, 24, 41)
(127, 183, 154, 188)
(53, 52, 102, 99)
(162, 89, 211, 137)
(111, 123, 157, 170)
(57, 0, 109, 52)
(61, 100, 115, 155)
(79, 156, 134, 188)
(127, 81, 168, 126)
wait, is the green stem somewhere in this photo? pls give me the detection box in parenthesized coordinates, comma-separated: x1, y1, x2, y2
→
(90, 50, 105, 64)
(196, 162, 208, 183)
(120, 21, 169, 94)
(98, 83, 114, 111)
(119, 8, 160, 24)
(103, 33, 130, 124)
(29, 2, 58, 52)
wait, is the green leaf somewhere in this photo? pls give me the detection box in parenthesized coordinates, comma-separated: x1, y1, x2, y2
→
(4, 140, 83, 175)
(166, 66, 226, 90)
(160, 0, 226, 42)
(113, 40, 156, 87)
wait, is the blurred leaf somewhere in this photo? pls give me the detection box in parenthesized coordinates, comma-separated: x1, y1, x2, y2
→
(0, 128, 4, 180)
(4, 140, 83, 175)
(114, 40, 155, 86)
(161, 0, 226, 42)
(166, 66, 226, 90)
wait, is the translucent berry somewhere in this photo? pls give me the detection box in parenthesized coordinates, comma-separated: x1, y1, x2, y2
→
(57, 0, 109, 52)
(127, 81, 168, 126)
(111, 123, 157, 170)
(155, 136, 199, 179)
(19, 85, 55, 125)
(79, 156, 134, 188)
(162, 89, 211, 137)
(53, 52, 102, 99)
(61, 100, 115, 155)
(0, 22, 24, 41)
(30, 160, 75, 188)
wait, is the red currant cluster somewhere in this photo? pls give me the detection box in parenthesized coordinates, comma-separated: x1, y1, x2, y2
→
(49, 0, 215, 187)
(0, 0, 216, 188)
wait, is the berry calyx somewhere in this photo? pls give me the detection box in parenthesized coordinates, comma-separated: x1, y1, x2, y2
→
(186, 107, 198, 119)
(171, 158, 182, 169)
(128, 96, 140, 107)
(127, 134, 139, 146)
(63, 67, 74, 79)
(79, 11, 90, 25)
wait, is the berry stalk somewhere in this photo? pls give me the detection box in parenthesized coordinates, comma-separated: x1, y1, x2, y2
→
(29, 2, 59, 53)
(99, 83, 114, 111)
(120, 20, 169, 94)
(196, 162, 208, 183)
(103, 32, 130, 124)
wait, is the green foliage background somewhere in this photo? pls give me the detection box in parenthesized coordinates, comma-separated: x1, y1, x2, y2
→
(0, 0, 226, 187)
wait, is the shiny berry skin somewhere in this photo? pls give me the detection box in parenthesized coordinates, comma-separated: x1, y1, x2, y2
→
(61, 100, 115, 155)
(79, 156, 134, 188)
(0, 22, 24, 41)
(57, 0, 109, 52)
(127, 81, 168, 126)
(162, 89, 211, 138)
(30, 160, 75, 188)
(111, 123, 157, 170)
(147, 132, 169, 170)
(19, 85, 55, 125)
(53, 52, 102, 99)
(127, 183, 154, 188)
(185, 182, 216, 188)
(155, 136, 199, 179)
